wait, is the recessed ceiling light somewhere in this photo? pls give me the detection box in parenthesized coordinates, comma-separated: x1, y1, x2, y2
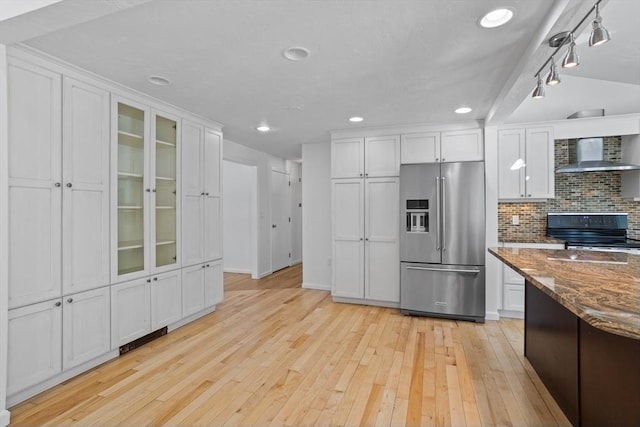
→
(147, 75, 171, 86)
(479, 8, 514, 28)
(349, 116, 364, 123)
(455, 107, 472, 114)
(256, 125, 270, 132)
(283, 46, 310, 61)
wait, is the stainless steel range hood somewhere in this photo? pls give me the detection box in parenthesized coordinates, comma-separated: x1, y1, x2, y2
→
(556, 137, 640, 173)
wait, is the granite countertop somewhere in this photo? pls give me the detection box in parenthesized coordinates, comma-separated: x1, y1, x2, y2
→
(499, 234, 565, 245)
(489, 247, 640, 340)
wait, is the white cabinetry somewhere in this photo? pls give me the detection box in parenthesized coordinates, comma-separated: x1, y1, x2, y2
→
(151, 271, 182, 330)
(332, 178, 399, 303)
(7, 286, 110, 395)
(7, 300, 62, 395)
(181, 121, 222, 266)
(112, 98, 181, 283)
(182, 260, 223, 317)
(621, 134, 640, 200)
(111, 278, 150, 348)
(498, 127, 554, 201)
(400, 129, 483, 164)
(331, 136, 400, 178)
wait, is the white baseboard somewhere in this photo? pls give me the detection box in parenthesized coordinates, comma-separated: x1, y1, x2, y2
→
(332, 296, 399, 309)
(291, 259, 302, 266)
(0, 409, 10, 427)
(497, 309, 524, 319)
(485, 311, 501, 321)
(256, 270, 272, 279)
(302, 282, 331, 291)
(223, 267, 252, 274)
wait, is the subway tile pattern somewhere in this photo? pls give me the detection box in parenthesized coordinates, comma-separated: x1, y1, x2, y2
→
(498, 136, 640, 241)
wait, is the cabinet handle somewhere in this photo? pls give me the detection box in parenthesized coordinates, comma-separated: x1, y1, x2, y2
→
(527, 194, 532, 197)
(55, 301, 61, 307)
(147, 279, 151, 283)
(365, 237, 369, 241)
(67, 298, 73, 303)
(206, 264, 210, 267)
(442, 158, 445, 162)
(54, 182, 61, 187)
(365, 173, 368, 177)
(520, 194, 524, 197)
(202, 265, 206, 268)
(359, 173, 363, 177)
(360, 237, 363, 241)
(146, 188, 151, 192)
(152, 189, 157, 193)
(272, 224, 277, 228)
(435, 158, 439, 162)
(205, 192, 210, 196)
(153, 277, 158, 281)
(201, 192, 205, 196)
(66, 183, 72, 188)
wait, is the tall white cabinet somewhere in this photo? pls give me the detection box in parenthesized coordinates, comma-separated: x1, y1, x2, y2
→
(331, 136, 400, 305)
(6, 57, 111, 398)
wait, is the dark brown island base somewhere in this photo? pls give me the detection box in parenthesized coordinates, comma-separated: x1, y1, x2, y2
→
(489, 247, 640, 427)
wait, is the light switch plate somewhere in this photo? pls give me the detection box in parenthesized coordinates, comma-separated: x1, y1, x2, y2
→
(512, 215, 520, 225)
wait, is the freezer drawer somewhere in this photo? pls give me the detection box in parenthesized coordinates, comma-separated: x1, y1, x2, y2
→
(400, 263, 485, 322)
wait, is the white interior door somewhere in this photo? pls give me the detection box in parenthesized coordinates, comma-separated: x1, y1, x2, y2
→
(270, 170, 290, 272)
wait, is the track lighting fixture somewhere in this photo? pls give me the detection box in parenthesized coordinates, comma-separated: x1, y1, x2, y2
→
(546, 56, 561, 86)
(531, 1, 611, 99)
(562, 33, 580, 68)
(589, 3, 611, 46)
(532, 74, 545, 99)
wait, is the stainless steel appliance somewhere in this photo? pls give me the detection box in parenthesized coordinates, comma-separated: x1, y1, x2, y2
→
(400, 162, 485, 322)
(547, 212, 640, 254)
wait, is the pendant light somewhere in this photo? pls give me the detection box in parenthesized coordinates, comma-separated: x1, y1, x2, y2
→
(546, 56, 561, 86)
(589, 3, 611, 46)
(532, 74, 545, 99)
(562, 33, 580, 68)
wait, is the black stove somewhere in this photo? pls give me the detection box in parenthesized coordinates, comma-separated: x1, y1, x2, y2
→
(547, 213, 640, 249)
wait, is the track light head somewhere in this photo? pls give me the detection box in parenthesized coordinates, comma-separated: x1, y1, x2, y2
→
(532, 75, 545, 99)
(546, 57, 561, 86)
(589, 4, 611, 46)
(562, 33, 580, 68)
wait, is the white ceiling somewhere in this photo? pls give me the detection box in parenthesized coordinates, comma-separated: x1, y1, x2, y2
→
(1, 0, 639, 159)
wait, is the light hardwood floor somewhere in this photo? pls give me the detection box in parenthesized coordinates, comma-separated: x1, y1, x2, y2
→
(9, 264, 570, 426)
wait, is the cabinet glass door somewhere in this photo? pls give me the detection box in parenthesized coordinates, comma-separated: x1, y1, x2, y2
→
(117, 103, 145, 275)
(155, 115, 177, 268)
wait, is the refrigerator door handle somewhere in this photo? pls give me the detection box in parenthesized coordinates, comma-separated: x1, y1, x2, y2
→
(435, 176, 440, 251)
(441, 176, 446, 251)
(405, 266, 481, 274)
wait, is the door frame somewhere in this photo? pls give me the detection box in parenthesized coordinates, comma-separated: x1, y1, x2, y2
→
(270, 169, 291, 273)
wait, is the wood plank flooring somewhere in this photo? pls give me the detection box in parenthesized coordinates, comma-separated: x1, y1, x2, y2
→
(9, 264, 570, 426)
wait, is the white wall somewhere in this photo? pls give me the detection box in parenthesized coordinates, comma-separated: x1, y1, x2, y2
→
(301, 143, 332, 290)
(0, 43, 10, 426)
(222, 160, 255, 274)
(484, 126, 500, 321)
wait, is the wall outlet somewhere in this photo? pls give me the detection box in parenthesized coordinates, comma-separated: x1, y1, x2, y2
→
(512, 215, 520, 225)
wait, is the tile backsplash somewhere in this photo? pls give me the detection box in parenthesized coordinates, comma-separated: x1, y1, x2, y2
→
(498, 136, 640, 241)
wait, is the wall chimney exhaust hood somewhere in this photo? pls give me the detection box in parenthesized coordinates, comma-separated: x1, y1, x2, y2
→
(556, 137, 640, 173)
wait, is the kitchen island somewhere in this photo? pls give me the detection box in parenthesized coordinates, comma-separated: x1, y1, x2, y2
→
(489, 247, 640, 427)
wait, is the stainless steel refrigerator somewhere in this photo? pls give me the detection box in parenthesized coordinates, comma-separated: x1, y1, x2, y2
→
(400, 162, 485, 322)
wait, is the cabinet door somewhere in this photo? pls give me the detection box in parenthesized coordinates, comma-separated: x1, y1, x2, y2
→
(365, 178, 399, 302)
(181, 120, 203, 266)
(8, 299, 62, 395)
(401, 132, 440, 164)
(498, 129, 526, 200)
(182, 194, 203, 266)
(332, 179, 364, 298)
(525, 127, 555, 199)
(204, 260, 223, 308)
(182, 264, 205, 317)
(203, 128, 221, 197)
(203, 196, 222, 261)
(441, 129, 483, 162)
(63, 77, 111, 295)
(153, 112, 180, 272)
(63, 287, 110, 370)
(151, 270, 182, 330)
(111, 279, 150, 348)
(365, 135, 400, 177)
(331, 137, 364, 178)
(113, 99, 150, 281)
(8, 59, 62, 308)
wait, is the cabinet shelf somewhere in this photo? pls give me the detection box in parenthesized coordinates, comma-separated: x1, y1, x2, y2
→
(118, 131, 144, 148)
(118, 205, 143, 209)
(156, 139, 176, 147)
(155, 176, 176, 181)
(156, 206, 175, 210)
(118, 172, 143, 179)
(118, 241, 144, 251)
(156, 240, 176, 247)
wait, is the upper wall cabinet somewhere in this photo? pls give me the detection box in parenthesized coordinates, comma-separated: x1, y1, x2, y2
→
(112, 97, 181, 282)
(181, 121, 222, 267)
(331, 135, 400, 178)
(7, 58, 111, 308)
(400, 129, 483, 164)
(498, 127, 554, 201)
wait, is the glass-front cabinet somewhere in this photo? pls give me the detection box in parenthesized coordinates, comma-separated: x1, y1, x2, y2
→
(112, 97, 180, 282)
